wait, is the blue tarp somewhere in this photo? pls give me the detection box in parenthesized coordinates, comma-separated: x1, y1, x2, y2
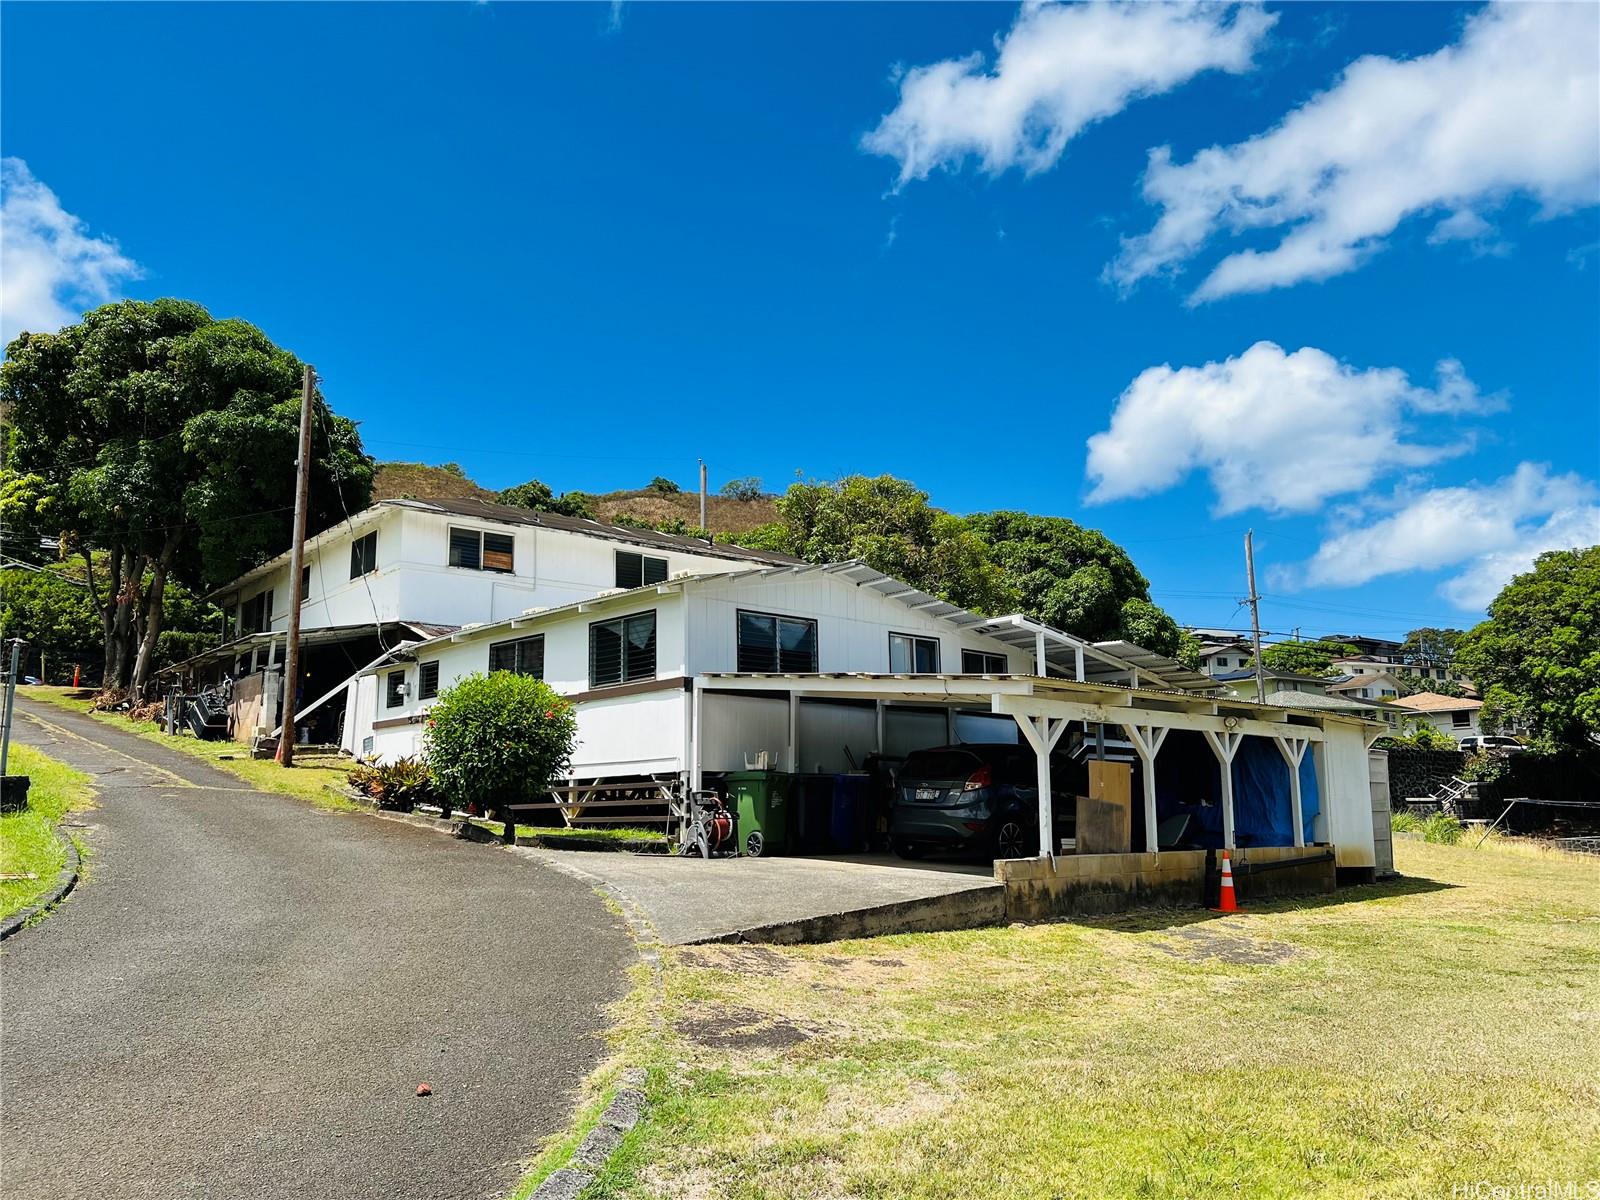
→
(1150, 733, 1319, 848)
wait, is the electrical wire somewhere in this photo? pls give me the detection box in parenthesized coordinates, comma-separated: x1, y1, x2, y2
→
(315, 397, 394, 654)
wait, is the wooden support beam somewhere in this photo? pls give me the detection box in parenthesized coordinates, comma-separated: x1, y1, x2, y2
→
(1015, 713, 1069, 858)
(1201, 727, 1246, 850)
(1273, 734, 1310, 848)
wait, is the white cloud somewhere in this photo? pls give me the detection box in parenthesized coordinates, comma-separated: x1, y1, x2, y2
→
(1441, 505, 1600, 611)
(1083, 341, 1499, 515)
(0, 157, 141, 344)
(1109, 2, 1600, 300)
(1296, 464, 1600, 610)
(862, 2, 1275, 186)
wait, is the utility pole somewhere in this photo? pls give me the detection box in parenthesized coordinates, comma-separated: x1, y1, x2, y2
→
(1, 639, 21, 777)
(277, 365, 315, 767)
(1243, 529, 1266, 704)
(698, 460, 708, 531)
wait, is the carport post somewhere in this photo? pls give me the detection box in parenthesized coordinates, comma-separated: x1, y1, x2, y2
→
(1015, 712, 1069, 858)
(786, 691, 798, 772)
(1201, 728, 1245, 850)
(1273, 734, 1309, 848)
(1121, 722, 1169, 853)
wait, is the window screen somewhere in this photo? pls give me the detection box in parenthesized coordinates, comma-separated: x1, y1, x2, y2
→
(615, 551, 668, 589)
(961, 649, 1007, 674)
(890, 633, 940, 673)
(350, 531, 378, 578)
(589, 611, 656, 687)
(488, 635, 544, 678)
(418, 661, 440, 700)
(736, 612, 818, 673)
(386, 670, 406, 709)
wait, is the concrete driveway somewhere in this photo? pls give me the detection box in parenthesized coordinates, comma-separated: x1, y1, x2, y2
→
(1, 698, 632, 1200)
(527, 848, 1006, 944)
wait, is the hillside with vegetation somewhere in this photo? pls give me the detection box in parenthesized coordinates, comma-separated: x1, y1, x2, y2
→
(371, 461, 497, 503)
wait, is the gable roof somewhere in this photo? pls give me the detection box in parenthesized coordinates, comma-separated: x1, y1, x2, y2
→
(1391, 692, 1482, 713)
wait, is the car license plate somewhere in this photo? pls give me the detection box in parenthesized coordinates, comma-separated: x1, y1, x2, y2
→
(915, 787, 939, 801)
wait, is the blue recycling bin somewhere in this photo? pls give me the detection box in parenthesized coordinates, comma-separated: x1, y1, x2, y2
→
(829, 774, 870, 853)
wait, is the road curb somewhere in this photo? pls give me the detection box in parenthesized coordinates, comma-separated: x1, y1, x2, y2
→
(0, 827, 82, 941)
(529, 1069, 649, 1200)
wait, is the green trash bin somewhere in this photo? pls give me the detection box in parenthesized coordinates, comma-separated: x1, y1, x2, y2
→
(724, 770, 792, 857)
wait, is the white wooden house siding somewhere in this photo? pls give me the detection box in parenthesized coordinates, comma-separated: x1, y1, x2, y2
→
(343, 568, 1029, 775)
(214, 501, 789, 640)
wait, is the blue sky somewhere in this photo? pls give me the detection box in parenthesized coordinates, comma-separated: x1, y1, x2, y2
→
(3, 1, 1597, 642)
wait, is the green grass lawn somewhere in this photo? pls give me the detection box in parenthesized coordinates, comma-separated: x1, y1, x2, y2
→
(555, 837, 1600, 1200)
(519, 825, 668, 845)
(1, 743, 94, 920)
(17, 686, 360, 812)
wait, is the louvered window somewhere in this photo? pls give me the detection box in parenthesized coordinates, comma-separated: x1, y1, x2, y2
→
(386, 670, 406, 709)
(350, 531, 378, 578)
(418, 661, 441, 700)
(615, 550, 668, 589)
(450, 527, 515, 574)
(488, 635, 545, 678)
(736, 611, 818, 673)
(961, 650, 1007, 674)
(589, 611, 656, 687)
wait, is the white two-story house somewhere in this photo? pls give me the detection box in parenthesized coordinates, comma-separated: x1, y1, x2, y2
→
(178, 496, 799, 742)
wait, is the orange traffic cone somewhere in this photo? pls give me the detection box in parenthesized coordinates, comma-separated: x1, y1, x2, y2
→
(1214, 850, 1240, 913)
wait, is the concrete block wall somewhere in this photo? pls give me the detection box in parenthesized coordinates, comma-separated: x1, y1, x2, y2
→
(995, 845, 1338, 920)
(1385, 747, 1465, 806)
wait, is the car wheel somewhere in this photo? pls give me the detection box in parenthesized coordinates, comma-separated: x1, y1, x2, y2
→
(894, 840, 924, 860)
(995, 820, 1028, 859)
(745, 830, 765, 858)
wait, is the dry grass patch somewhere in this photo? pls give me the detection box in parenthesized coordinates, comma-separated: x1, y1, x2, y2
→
(591, 840, 1600, 1199)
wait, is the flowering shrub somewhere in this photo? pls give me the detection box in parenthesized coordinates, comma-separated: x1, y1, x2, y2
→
(348, 755, 435, 811)
(422, 672, 577, 818)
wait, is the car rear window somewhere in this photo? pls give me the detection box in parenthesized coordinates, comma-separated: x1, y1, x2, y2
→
(900, 750, 981, 781)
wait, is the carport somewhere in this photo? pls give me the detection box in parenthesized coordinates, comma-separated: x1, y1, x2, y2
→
(690, 672, 1375, 860)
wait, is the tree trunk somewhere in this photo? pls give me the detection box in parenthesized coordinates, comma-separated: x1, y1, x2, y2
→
(97, 548, 127, 689)
(130, 535, 181, 702)
(111, 558, 142, 691)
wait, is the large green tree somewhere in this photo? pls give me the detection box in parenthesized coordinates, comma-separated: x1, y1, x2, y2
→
(776, 475, 1014, 615)
(497, 478, 595, 518)
(965, 511, 1182, 653)
(2, 299, 372, 698)
(1457, 546, 1600, 753)
(0, 567, 98, 680)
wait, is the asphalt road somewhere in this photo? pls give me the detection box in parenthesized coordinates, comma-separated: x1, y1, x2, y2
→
(1, 697, 633, 1200)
